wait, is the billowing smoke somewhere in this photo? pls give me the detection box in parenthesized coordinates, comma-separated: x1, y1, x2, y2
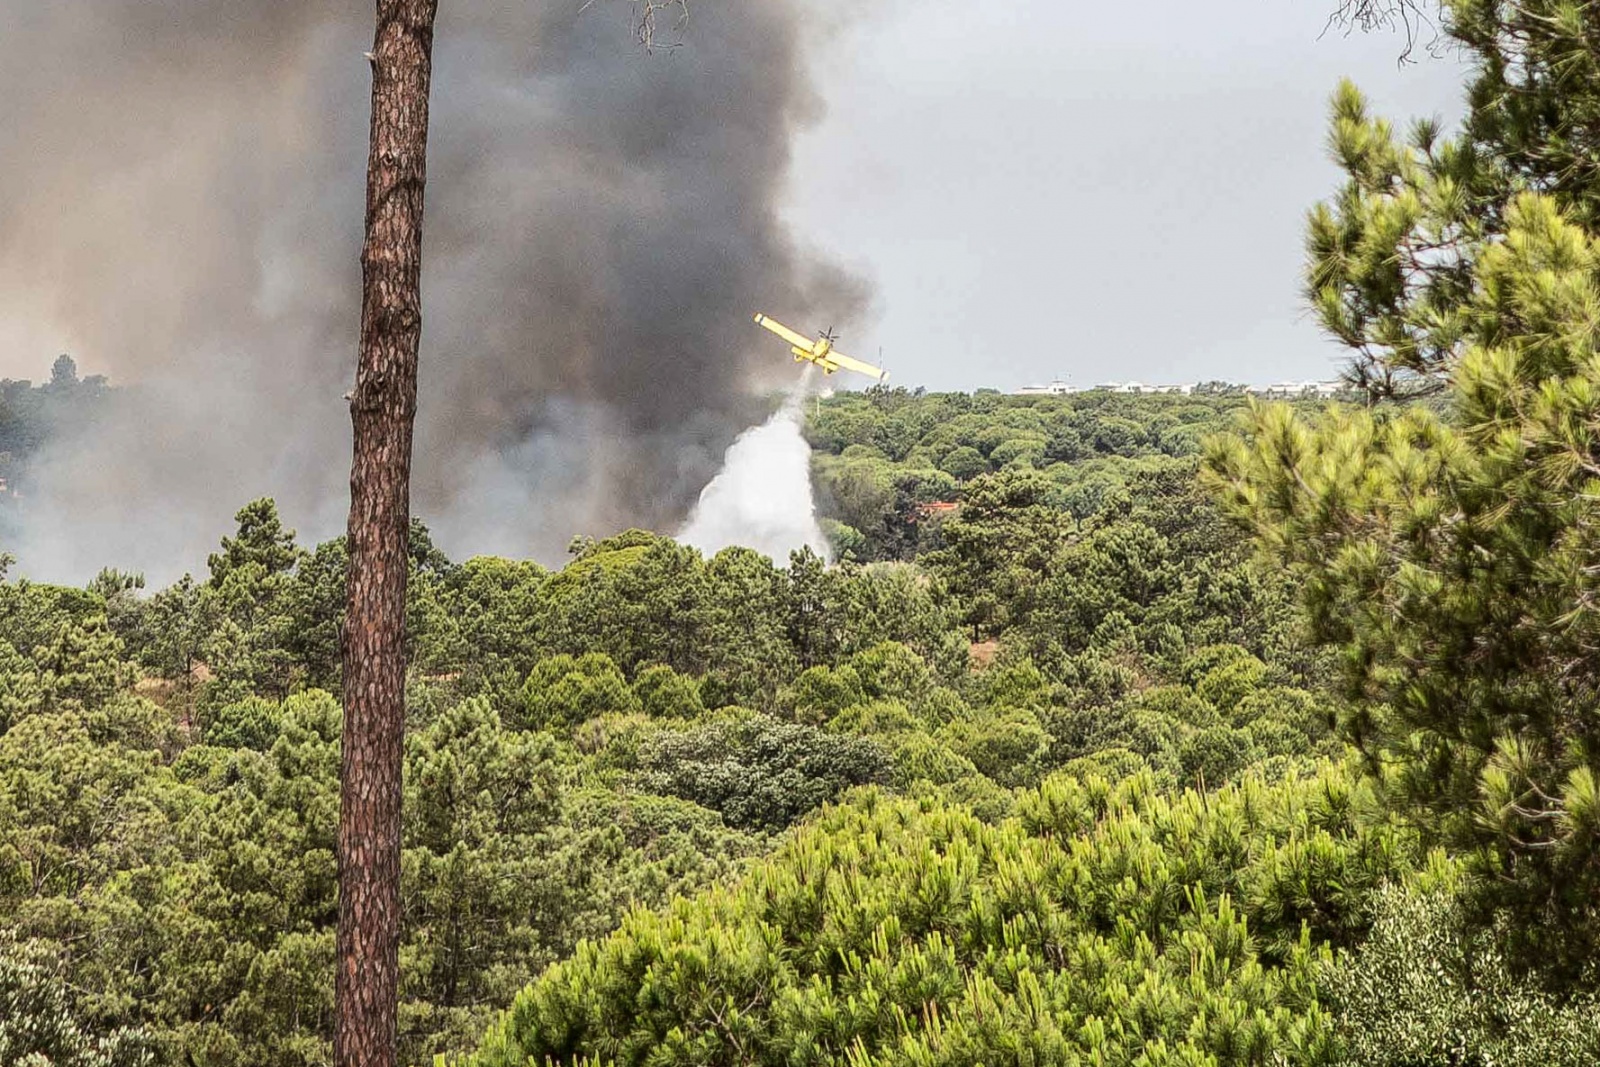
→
(677, 370, 828, 564)
(0, 0, 866, 582)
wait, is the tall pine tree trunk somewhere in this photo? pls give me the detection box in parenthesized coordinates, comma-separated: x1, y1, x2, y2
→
(338, 3, 437, 1066)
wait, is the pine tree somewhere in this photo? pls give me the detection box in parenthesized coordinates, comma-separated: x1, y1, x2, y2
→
(336, 7, 683, 1065)
(208, 498, 303, 583)
(1206, 3, 1600, 974)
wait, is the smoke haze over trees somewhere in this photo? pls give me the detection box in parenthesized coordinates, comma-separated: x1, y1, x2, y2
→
(0, 0, 865, 583)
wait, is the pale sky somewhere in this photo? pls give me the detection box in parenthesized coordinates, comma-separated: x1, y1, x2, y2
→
(781, 2, 1469, 391)
(0, 1, 1476, 578)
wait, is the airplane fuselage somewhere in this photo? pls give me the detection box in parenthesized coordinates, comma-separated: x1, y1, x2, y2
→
(792, 345, 839, 373)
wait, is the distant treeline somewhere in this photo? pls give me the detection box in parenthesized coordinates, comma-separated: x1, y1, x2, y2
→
(0, 354, 111, 501)
(805, 387, 1328, 563)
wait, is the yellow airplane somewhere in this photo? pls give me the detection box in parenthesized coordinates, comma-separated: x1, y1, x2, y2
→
(753, 313, 889, 383)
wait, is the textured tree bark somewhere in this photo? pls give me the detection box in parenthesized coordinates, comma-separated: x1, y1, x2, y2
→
(338, 3, 438, 1067)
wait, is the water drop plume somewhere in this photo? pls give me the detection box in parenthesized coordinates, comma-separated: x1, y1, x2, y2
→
(677, 369, 829, 564)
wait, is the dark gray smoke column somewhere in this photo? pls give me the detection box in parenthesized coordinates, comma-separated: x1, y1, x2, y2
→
(0, 0, 865, 581)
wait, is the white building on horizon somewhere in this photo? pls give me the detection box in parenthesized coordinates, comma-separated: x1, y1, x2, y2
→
(1090, 381, 1195, 395)
(1015, 379, 1079, 396)
(1246, 380, 1345, 398)
(1012, 377, 1347, 398)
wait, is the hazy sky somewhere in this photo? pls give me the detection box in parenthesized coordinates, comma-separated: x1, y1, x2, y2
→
(782, 1, 1468, 391)
(0, 2, 1470, 397)
(0, 1, 1478, 577)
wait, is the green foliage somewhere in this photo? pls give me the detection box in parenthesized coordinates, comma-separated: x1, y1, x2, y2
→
(1323, 879, 1600, 1067)
(461, 764, 1410, 1067)
(807, 389, 1320, 564)
(207, 498, 303, 583)
(1303, 3, 1600, 396)
(936, 704, 1049, 787)
(402, 696, 567, 1055)
(0, 639, 43, 731)
(0, 383, 1364, 1063)
(0, 15, 1538, 1063)
(637, 714, 894, 832)
(0, 382, 1517, 1062)
(0, 677, 763, 1067)
(927, 469, 1073, 638)
(203, 695, 282, 750)
(33, 615, 136, 711)
(804, 390, 1318, 703)
(1207, 195, 1600, 975)
(631, 664, 705, 720)
(1200, 4, 1600, 980)
(0, 574, 104, 667)
(520, 653, 639, 731)
(939, 444, 988, 480)
(0, 941, 156, 1067)
(427, 554, 548, 699)
(780, 664, 865, 725)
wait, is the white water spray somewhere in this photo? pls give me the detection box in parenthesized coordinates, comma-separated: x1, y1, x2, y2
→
(677, 373, 830, 564)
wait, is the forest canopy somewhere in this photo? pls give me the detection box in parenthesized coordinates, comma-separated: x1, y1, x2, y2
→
(6, 367, 1593, 1064)
(0, 381, 1378, 1065)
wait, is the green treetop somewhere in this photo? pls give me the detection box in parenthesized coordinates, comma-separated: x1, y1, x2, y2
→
(207, 498, 303, 584)
(1308, 2, 1600, 395)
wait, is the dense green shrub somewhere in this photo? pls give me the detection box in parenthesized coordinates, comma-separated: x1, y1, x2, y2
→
(0, 942, 156, 1067)
(631, 664, 705, 720)
(520, 653, 640, 730)
(1324, 880, 1600, 1067)
(461, 764, 1411, 1067)
(637, 714, 894, 832)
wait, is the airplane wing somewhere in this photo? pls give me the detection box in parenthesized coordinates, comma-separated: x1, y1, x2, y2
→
(827, 350, 889, 383)
(753, 313, 816, 351)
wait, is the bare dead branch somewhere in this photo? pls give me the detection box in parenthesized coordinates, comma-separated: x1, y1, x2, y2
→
(1323, 1, 1444, 65)
(580, 0, 690, 52)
